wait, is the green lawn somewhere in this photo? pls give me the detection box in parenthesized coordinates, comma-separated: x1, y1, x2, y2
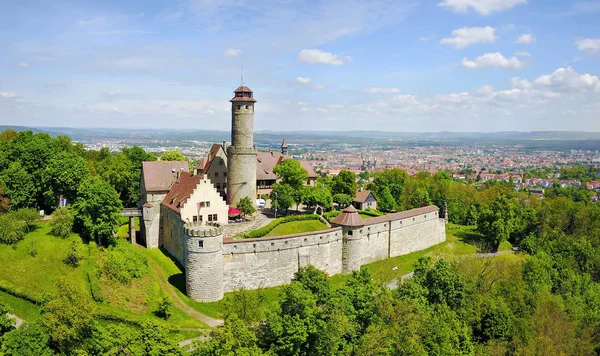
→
(0, 290, 42, 322)
(117, 217, 140, 239)
(0, 222, 89, 298)
(264, 220, 328, 237)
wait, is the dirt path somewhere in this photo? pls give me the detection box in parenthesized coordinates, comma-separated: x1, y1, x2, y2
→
(148, 258, 223, 327)
(7, 313, 23, 328)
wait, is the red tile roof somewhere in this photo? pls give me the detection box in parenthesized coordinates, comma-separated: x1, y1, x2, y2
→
(142, 161, 189, 192)
(234, 85, 252, 93)
(161, 172, 202, 213)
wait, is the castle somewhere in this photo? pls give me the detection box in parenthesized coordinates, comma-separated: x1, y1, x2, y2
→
(140, 84, 447, 302)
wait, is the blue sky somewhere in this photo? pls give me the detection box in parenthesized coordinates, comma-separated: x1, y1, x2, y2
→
(0, 0, 599, 132)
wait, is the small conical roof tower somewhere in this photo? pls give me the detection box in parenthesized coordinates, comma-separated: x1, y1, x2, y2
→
(330, 205, 364, 227)
(281, 138, 288, 155)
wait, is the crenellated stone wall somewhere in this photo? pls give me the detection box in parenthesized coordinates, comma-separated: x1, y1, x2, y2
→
(163, 205, 446, 302)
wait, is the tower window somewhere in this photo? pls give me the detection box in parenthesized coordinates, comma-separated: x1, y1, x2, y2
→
(348, 230, 353, 236)
(199, 240, 203, 248)
(214, 172, 218, 177)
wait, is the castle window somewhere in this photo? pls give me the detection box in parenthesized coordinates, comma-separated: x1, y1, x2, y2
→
(224, 172, 227, 177)
(348, 230, 353, 236)
(208, 214, 217, 222)
(198, 240, 204, 248)
(214, 172, 218, 177)
(193, 216, 198, 223)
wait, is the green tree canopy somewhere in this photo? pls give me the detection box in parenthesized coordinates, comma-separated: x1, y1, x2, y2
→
(273, 159, 308, 190)
(270, 183, 294, 213)
(160, 150, 186, 162)
(331, 170, 357, 197)
(71, 177, 122, 245)
(42, 151, 89, 210)
(237, 196, 257, 217)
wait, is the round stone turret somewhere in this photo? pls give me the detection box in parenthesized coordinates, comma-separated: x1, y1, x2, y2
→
(184, 222, 224, 302)
(227, 85, 257, 206)
(331, 205, 365, 274)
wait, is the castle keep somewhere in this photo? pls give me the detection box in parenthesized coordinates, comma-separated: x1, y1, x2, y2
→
(227, 85, 257, 206)
(140, 84, 447, 302)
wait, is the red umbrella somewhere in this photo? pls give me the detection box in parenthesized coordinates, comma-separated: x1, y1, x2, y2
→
(228, 206, 243, 216)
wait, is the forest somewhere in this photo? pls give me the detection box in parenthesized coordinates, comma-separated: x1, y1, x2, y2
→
(0, 130, 599, 355)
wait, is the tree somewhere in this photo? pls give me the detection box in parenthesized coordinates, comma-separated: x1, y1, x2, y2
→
(222, 288, 266, 323)
(193, 315, 264, 356)
(333, 193, 352, 208)
(128, 320, 183, 356)
(0, 323, 54, 356)
(270, 184, 294, 213)
(237, 196, 256, 217)
(64, 240, 83, 267)
(0, 161, 37, 209)
(331, 170, 357, 197)
(160, 150, 186, 162)
(273, 159, 308, 189)
(376, 186, 396, 212)
(42, 151, 89, 210)
(156, 296, 173, 320)
(304, 188, 332, 210)
(49, 207, 73, 238)
(0, 302, 15, 336)
(40, 279, 96, 353)
(71, 177, 122, 245)
(367, 168, 409, 209)
(0, 186, 10, 213)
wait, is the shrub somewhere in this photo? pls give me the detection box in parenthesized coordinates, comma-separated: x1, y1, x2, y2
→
(29, 240, 38, 258)
(323, 211, 341, 221)
(101, 240, 148, 283)
(0, 213, 26, 244)
(64, 240, 83, 267)
(14, 208, 40, 232)
(156, 296, 173, 320)
(49, 207, 73, 238)
(358, 209, 384, 217)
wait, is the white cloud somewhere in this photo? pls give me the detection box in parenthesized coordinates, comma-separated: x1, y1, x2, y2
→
(362, 87, 400, 94)
(440, 26, 497, 49)
(297, 49, 348, 65)
(438, 0, 527, 15)
(224, 48, 242, 57)
(312, 84, 327, 90)
(78, 16, 105, 26)
(514, 51, 531, 57)
(296, 76, 312, 84)
(16, 62, 30, 68)
(516, 34, 535, 44)
(534, 67, 600, 92)
(575, 38, 600, 54)
(510, 77, 533, 89)
(461, 53, 526, 70)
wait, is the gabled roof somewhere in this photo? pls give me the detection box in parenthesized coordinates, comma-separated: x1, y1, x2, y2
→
(331, 205, 364, 227)
(161, 172, 202, 213)
(300, 161, 318, 179)
(142, 161, 189, 192)
(281, 138, 288, 148)
(256, 151, 284, 180)
(353, 190, 373, 203)
(199, 143, 226, 173)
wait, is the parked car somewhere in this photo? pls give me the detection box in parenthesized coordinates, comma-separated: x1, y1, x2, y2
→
(256, 198, 266, 208)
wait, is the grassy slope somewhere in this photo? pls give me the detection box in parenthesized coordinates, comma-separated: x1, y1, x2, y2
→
(0, 223, 88, 297)
(264, 220, 329, 237)
(0, 222, 205, 334)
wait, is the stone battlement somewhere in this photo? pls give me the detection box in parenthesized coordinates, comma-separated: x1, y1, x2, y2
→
(165, 205, 446, 302)
(184, 222, 223, 237)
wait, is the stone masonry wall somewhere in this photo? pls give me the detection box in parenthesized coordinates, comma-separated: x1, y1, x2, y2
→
(222, 228, 344, 292)
(174, 206, 446, 302)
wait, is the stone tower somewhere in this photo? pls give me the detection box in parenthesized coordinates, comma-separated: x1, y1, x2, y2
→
(227, 85, 257, 206)
(185, 222, 224, 302)
(281, 138, 288, 155)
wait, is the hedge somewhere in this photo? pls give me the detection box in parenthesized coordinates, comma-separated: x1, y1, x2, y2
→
(0, 279, 44, 305)
(86, 242, 104, 302)
(242, 214, 321, 239)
